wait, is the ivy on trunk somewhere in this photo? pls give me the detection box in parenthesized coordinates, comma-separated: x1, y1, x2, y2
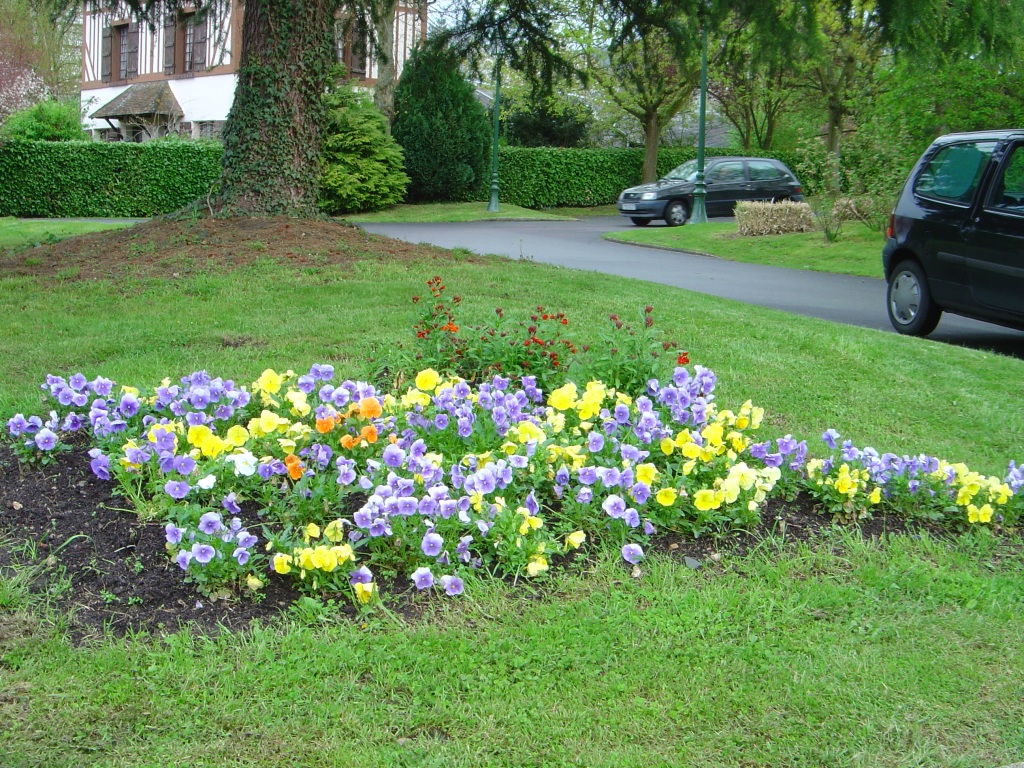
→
(217, 0, 340, 216)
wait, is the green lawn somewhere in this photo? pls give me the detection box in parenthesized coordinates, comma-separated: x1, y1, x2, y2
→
(1, 218, 1023, 767)
(0, 217, 134, 252)
(606, 220, 888, 278)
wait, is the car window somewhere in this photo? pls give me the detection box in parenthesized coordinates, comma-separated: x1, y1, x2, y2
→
(914, 141, 996, 204)
(986, 144, 1024, 213)
(707, 161, 745, 183)
(747, 160, 783, 181)
(664, 160, 698, 181)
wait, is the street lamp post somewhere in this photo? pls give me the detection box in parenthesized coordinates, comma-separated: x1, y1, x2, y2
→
(487, 61, 501, 213)
(690, 22, 709, 224)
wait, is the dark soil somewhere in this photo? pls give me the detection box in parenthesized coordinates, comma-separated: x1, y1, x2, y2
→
(0, 215, 469, 282)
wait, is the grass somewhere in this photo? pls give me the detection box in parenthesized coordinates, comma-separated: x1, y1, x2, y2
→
(1, 218, 1023, 766)
(2, 533, 1022, 766)
(1, 241, 1021, 476)
(342, 201, 575, 223)
(605, 220, 888, 278)
(0, 217, 134, 252)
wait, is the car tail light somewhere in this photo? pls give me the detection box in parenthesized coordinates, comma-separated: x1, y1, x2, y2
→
(887, 213, 895, 239)
(795, 185, 802, 194)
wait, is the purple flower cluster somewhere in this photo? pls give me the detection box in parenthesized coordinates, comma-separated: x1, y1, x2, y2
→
(166, 511, 259, 572)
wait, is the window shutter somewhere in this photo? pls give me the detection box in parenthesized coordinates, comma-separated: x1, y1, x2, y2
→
(101, 24, 112, 81)
(163, 12, 176, 75)
(193, 16, 208, 72)
(127, 22, 140, 79)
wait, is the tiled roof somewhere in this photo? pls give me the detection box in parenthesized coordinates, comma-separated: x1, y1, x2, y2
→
(91, 82, 184, 120)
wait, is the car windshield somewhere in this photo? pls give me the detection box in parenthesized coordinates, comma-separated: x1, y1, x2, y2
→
(663, 160, 699, 181)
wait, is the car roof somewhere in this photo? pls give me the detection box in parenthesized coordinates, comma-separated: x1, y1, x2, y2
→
(932, 129, 1024, 144)
(706, 156, 783, 163)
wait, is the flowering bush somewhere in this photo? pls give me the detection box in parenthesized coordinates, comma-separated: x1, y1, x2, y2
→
(387, 276, 688, 394)
(6, 356, 1022, 606)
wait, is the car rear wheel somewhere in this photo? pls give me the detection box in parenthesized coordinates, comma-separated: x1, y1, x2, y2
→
(887, 259, 941, 336)
(664, 201, 689, 227)
(630, 218, 651, 226)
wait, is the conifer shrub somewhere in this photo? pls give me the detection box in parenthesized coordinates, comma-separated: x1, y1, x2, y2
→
(392, 41, 490, 202)
(319, 77, 409, 214)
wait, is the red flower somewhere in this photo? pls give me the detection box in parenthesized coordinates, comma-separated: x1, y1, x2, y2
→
(677, 352, 690, 365)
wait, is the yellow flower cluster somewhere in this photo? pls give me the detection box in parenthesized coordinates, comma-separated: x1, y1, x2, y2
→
(692, 462, 780, 512)
(942, 462, 1011, 525)
(271, 520, 356, 576)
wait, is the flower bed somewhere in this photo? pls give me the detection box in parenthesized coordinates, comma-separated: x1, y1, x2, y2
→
(7, 360, 1022, 607)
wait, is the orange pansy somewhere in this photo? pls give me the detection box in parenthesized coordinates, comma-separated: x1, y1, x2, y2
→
(360, 425, 378, 444)
(358, 397, 382, 420)
(284, 453, 304, 480)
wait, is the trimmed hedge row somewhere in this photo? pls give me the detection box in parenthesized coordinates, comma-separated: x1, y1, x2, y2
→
(0, 140, 803, 217)
(476, 146, 803, 208)
(0, 140, 223, 218)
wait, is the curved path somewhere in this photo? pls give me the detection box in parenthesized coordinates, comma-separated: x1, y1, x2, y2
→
(361, 216, 1024, 357)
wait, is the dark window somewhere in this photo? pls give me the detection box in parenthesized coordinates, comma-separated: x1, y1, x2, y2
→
(183, 21, 195, 72)
(747, 160, 783, 181)
(987, 145, 1024, 213)
(118, 25, 129, 79)
(915, 141, 997, 204)
(707, 161, 745, 183)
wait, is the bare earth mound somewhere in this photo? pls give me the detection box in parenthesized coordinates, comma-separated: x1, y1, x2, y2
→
(0, 215, 467, 282)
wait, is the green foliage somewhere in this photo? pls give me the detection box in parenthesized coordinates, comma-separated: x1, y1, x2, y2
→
(0, 139, 222, 217)
(0, 100, 88, 141)
(318, 80, 409, 215)
(504, 95, 592, 148)
(392, 41, 491, 202)
(491, 146, 803, 208)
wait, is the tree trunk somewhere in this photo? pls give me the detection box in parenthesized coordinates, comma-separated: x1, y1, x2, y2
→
(373, 0, 397, 130)
(642, 112, 660, 183)
(217, 0, 339, 216)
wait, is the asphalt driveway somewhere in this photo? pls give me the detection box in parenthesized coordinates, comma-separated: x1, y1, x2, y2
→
(361, 215, 1024, 357)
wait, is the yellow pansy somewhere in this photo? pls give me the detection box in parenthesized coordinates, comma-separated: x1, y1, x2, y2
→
(720, 478, 741, 504)
(187, 424, 213, 448)
(660, 437, 675, 455)
(565, 531, 586, 550)
(527, 554, 549, 577)
(414, 368, 440, 392)
(286, 390, 311, 417)
(694, 489, 720, 511)
(226, 425, 249, 447)
(354, 581, 376, 604)
(278, 438, 297, 455)
(324, 519, 345, 543)
(656, 487, 678, 506)
(272, 553, 293, 574)
(967, 504, 993, 524)
(246, 574, 264, 591)
(298, 548, 317, 571)
(304, 522, 321, 540)
(635, 463, 658, 486)
(311, 545, 338, 572)
(255, 369, 283, 395)
(401, 388, 431, 408)
(868, 487, 882, 505)
(548, 382, 578, 411)
(514, 420, 547, 444)
(331, 544, 355, 564)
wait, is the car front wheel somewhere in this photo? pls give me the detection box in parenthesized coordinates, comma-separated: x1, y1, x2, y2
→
(630, 218, 651, 226)
(664, 201, 689, 227)
(887, 259, 941, 336)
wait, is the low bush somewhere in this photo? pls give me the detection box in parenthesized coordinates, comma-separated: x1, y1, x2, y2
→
(735, 200, 816, 236)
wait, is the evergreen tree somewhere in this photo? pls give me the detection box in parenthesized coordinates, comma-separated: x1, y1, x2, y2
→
(319, 75, 409, 214)
(392, 41, 490, 202)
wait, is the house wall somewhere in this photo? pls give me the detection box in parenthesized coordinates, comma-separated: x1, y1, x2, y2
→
(81, 0, 424, 139)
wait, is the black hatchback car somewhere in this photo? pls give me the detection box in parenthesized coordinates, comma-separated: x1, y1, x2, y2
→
(617, 156, 804, 226)
(883, 130, 1024, 336)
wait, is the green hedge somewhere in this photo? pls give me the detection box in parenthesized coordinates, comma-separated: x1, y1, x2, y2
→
(481, 146, 803, 208)
(0, 140, 223, 218)
(0, 140, 803, 216)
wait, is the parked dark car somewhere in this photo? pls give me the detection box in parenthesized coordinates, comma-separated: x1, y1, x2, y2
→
(883, 129, 1024, 336)
(617, 156, 804, 226)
